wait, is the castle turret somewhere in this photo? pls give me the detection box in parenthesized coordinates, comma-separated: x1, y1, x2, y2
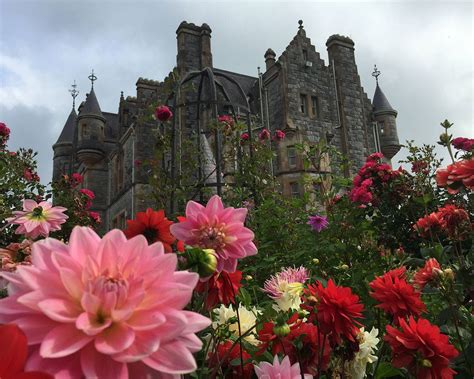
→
(176, 21, 213, 75)
(76, 86, 106, 165)
(52, 107, 77, 182)
(372, 76, 400, 160)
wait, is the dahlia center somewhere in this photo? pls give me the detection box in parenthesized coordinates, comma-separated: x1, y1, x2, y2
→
(198, 225, 227, 250)
(142, 228, 158, 243)
(30, 206, 45, 220)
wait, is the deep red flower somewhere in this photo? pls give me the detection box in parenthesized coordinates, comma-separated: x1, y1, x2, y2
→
(411, 160, 429, 174)
(258, 128, 270, 141)
(23, 168, 39, 182)
(79, 188, 95, 199)
(218, 114, 234, 126)
(258, 316, 331, 376)
(436, 158, 474, 193)
(88, 211, 101, 224)
(0, 122, 10, 147)
(208, 340, 253, 378)
(70, 173, 83, 187)
(195, 270, 242, 310)
(0, 324, 53, 379)
(452, 137, 474, 152)
(367, 152, 384, 162)
(154, 105, 173, 122)
(370, 268, 426, 321)
(273, 129, 286, 141)
(414, 212, 443, 238)
(240, 132, 249, 141)
(413, 258, 441, 290)
(437, 204, 471, 239)
(123, 208, 176, 252)
(385, 316, 458, 379)
(307, 279, 364, 345)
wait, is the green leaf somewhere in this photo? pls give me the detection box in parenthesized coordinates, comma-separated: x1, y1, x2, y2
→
(375, 362, 404, 378)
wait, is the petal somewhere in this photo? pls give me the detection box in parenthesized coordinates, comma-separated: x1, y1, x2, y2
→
(0, 324, 27, 377)
(38, 298, 82, 323)
(68, 227, 101, 265)
(40, 324, 93, 358)
(94, 323, 135, 355)
(143, 340, 197, 374)
(14, 315, 58, 345)
(80, 345, 128, 379)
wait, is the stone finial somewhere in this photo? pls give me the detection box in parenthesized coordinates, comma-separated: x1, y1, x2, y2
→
(298, 20, 304, 30)
(264, 48, 276, 71)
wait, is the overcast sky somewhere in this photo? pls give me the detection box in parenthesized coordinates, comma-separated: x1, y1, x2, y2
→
(1, 0, 473, 183)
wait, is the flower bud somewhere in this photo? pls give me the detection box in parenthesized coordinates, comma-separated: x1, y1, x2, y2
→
(185, 248, 218, 277)
(340, 264, 349, 270)
(442, 268, 455, 281)
(312, 258, 319, 264)
(245, 275, 253, 281)
(273, 323, 291, 337)
(420, 359, 432, 368)
(438, 133, 450, 145)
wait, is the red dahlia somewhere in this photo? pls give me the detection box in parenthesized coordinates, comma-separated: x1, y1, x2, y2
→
(0, 324, 53, 379)
(370, 268, 426, 321)
(258, 315, 331, 376)
(413, 258, 441, 290)
(123, 208, 176, 252)
(308, 279, 364, 345)
(385, 316, 458, 379)
(194, 270, 242, 310)
(208, 340, 253, 378)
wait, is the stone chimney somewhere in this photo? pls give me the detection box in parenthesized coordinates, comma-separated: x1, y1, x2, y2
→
(176, 21, 213, 76)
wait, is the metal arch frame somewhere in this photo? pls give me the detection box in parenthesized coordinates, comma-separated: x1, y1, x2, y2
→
(167, 67, 254, 213)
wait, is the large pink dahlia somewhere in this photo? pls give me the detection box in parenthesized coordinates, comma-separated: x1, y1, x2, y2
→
(7, 200, 68, 239)
(0, 226, 210, 378)
(170, 195, 257, 272)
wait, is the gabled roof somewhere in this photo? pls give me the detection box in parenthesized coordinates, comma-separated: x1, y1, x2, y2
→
(79, 88, 104, 119)
(213, 68, 257, 109)
(373, 84, 396, 113)
(55, 108, 77, 144)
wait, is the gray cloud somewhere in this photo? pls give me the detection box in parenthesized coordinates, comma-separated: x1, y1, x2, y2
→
(1, 0, 472, 183)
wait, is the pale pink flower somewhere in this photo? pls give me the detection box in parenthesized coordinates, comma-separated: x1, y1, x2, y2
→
(263, 266, 309, 311)
(170, 195, 257, 272)
(254, 355, 312, 379)
(7, 200, 68, 239)
(0, 226, 211, 378)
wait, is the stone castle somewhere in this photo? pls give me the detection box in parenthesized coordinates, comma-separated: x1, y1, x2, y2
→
(52, 20, 400, 231)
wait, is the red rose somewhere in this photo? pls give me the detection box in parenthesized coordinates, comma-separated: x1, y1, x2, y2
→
(79, 188, 95, 200)
(154, 105, 173, 122)
(218, 114, 234, 126)
(258, 128, 270, 140)
(273, 129, 286, 141)
(452, 137, 474, 151)
(240, 132, 249, 141)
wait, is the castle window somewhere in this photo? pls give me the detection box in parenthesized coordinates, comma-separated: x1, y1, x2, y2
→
(302, 49, 308, 61)
(378, 121, 385, 134)
(311, 96, 319, 118)
(115, 152, 124, 192)
(112, 210, 127, 230)
(287, 146, 297, 168)
(81, 124, 89, 139)
(290, 182, 300, 197)
(300, 94, 307, 114)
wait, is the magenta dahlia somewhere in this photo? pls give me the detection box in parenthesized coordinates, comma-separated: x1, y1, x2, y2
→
(170, 195, 257, 272)
(0, 227, 210, 378)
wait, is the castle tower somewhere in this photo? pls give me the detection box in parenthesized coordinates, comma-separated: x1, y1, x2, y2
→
(371, 66, 400, 161)
(52, 108, 77, 182)
(326, 35, 371, 172)
(76, 73, 106, 165)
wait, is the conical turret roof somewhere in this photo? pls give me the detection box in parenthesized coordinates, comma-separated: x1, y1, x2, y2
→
(55, 108, 77, 144)
(79, 88, 104, 119)
(373, 84, 396, 114)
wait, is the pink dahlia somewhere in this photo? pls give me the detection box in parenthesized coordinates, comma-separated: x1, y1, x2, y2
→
(0, 227, 210, 378)
(254, 355, 312, 379)
(170, 195, 257, 272)
(7, 200, 68, 239)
